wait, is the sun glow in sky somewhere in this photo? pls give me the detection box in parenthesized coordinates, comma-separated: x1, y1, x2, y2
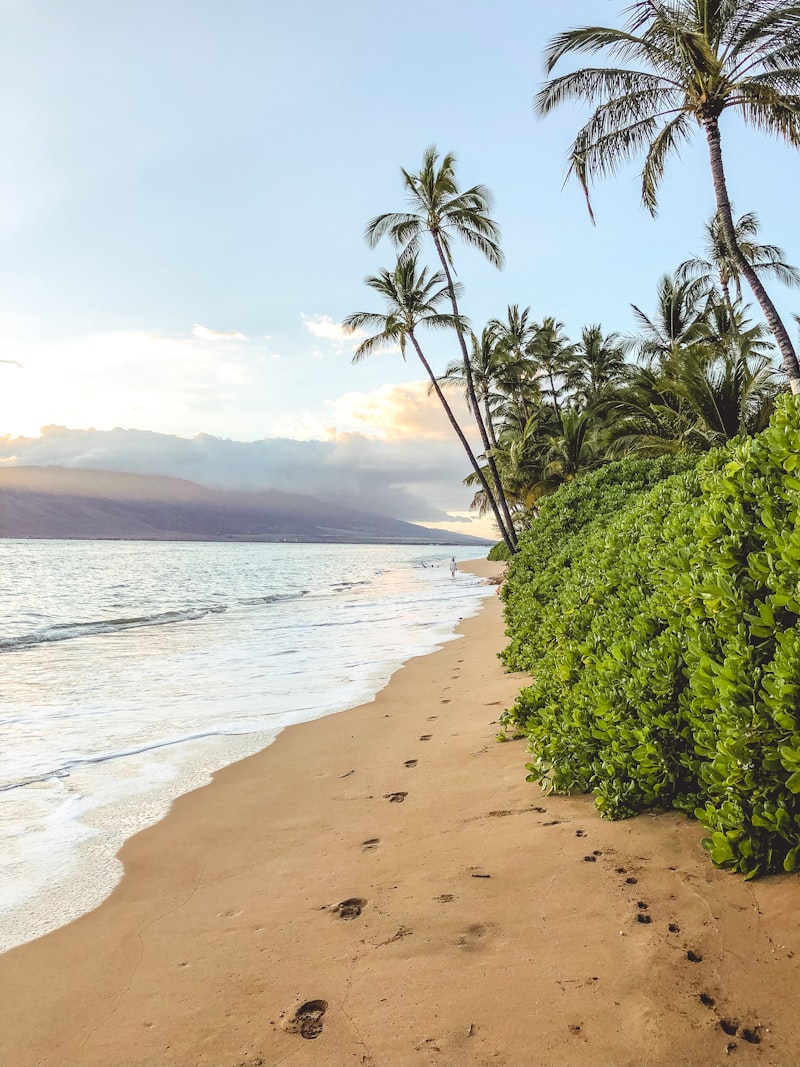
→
(2, 0, 799, 538)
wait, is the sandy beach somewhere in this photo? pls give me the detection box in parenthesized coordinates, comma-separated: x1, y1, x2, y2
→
(2, 558, 799, 1067)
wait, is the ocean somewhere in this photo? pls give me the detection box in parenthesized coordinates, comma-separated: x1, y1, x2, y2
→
(0, 539, 492, 953)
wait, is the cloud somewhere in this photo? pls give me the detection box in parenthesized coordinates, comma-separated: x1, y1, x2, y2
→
(0, 421, 491, 532)
(329, 381, 471, 442)
(191, 324, 247, 342)
(301, 313, 364, 350)
(1, 359, 23, 368)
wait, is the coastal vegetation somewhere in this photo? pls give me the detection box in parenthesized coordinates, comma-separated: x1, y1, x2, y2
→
(500, 400, 800, 879)
(350, 1, 800, 875)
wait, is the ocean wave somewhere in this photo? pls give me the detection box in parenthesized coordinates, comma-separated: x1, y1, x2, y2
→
(238, 590, 309, 606)
(0, 605, 227, 653)
(0, 727, 262, 794)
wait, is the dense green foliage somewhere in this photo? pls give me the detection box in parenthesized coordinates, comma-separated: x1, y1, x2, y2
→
(487, 541, 511, 562)
(502, 398, 800, 877)
(502, 455, 700, 671)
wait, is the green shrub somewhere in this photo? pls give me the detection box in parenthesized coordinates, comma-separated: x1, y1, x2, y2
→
(502, 399, 800, 877)
(502, 455, 698, 672)
(487, 540, 511, 562)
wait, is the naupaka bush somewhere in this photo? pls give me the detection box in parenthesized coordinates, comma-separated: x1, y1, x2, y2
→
(502, 397, 800, 877)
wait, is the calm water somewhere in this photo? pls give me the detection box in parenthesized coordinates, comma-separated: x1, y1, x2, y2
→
(0, 540, 491, 952)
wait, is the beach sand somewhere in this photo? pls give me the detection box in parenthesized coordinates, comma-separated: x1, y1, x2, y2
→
(2, 559, 799, 1067)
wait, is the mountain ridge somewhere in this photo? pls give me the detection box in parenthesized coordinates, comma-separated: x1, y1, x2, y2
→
(0, 466, 492, 545)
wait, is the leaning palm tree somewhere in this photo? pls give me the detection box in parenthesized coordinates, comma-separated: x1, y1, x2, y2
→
(678, 210, 800, 313)
(536, 0, 800, 390)
(437, 327, 506, 451)
(343, 256, 517, 555)
(365, 146, 517, 550)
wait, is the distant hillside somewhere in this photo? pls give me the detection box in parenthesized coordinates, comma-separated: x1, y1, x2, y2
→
(0, 466, 491, 546)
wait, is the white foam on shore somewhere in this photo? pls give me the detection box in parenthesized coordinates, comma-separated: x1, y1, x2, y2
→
(0, 730, 278, 954)
(0, 544, 494, 956)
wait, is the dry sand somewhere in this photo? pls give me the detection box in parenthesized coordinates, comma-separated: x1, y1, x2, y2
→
(2, 559, 799, 1067)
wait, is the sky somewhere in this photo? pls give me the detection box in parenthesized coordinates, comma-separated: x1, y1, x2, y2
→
(2, 0, 799, 538)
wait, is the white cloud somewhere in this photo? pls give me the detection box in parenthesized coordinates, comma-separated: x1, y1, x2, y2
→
(301, 313, 364, 350)
(191, 324, 247, 342)
(327, 381, 475, 444)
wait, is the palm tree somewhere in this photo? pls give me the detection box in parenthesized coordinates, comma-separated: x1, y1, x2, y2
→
(438, 327, 505, 451)
(487, 304, 541, 421)
(343, 256, 517, 556)
(565, 324, 629, 406)
(528, 317, 575, 415)
(365, 146, 518, 550)
(536, 0, 800, 390)
(629, 273, 712, 364)
(678, 210, 800, 313)
(605, 321, 783, 455)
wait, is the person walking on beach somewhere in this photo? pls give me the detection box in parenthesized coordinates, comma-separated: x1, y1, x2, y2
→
(449, 557, 457, 579)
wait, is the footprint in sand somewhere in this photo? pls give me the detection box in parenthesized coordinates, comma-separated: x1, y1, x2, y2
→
(282, 1000, 328, 1040)
(435, 893, 455, 903)
(362, 838, 380, 851)
(699, 993, 716, 1007)
(636, 913, 652, 925)
(457, 922, 493, 950)
(440, 698, 451, 704)
(335, 898, 366, 920)
(575, 829, 586, 838)
(584, 855, 597, 863)
(687, 950, 703, 963)
(718, 1020, 762, 1045)
(419, 734, 432, 741)
(668, 922, 680, 933)
(404, 759, 418, 768)
(532, 806, 547, 813)
(385, 792, 408, 803)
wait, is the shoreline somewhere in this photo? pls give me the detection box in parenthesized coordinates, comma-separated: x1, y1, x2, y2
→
(1, 546, 490, 955)
(2, 559, 800, 1066)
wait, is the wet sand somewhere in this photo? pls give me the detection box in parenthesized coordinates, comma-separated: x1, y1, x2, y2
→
(1, 559, 799, 1067)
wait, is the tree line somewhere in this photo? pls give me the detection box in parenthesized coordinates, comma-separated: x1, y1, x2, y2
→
(346, 1, 800, 553)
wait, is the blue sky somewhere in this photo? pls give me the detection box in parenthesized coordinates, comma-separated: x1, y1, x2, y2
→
(2, 0, 799, 536)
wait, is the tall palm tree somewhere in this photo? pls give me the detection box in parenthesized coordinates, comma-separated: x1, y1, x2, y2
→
(565, 324, 629, 406)
(343, 256, 517, 555)
(487, 304, 540, 421)
(536, 0, 800, 390)
(528, 317, 575, 415)
(365, 146, 517, 550)
(678, 210, 800, 313)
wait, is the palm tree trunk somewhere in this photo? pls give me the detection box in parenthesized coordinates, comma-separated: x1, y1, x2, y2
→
(430, 232, 518, 550)
(703, 117, 800, 393)
(484, 396, 499, 451)
(409, 331, 517, 556)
